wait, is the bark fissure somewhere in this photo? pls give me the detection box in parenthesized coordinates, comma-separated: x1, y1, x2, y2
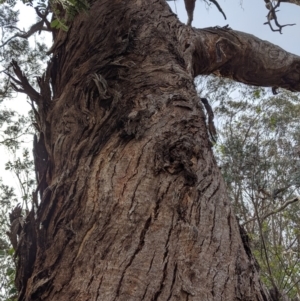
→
(147, 251, 156, 275)
(152, 257, 169, 301)
(141, 284, 150, 300)
(166, 262, 178, 301)
(114, 216, 152, 300)
(153, 181, 172, 219)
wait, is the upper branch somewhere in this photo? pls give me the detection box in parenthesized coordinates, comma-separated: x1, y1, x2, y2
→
(186, 26, 300, 91)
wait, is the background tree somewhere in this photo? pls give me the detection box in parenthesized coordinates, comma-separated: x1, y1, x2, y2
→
(198, 75, 300, 299)
(0, 5, 40, 298)
(1, 0, 300, 300)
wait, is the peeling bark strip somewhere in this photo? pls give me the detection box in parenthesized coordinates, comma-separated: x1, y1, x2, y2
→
(10, 0, 300, 300)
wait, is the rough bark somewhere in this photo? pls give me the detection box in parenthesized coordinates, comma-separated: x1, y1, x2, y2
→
(12, 0, 300, 300)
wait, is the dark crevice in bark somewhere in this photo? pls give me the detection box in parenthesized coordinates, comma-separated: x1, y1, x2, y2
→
(114, 216, 152, 299)
(135, 138, 153, 172)
(111, 164, 117, 188)
(86, 273, 94, 291)
(166, 263, 178, 301)
(95, 274, 103, 301)
(212, 244, 221, 258)
(207, 182, 220, 203)
(222, 274, 229, 298)
(100, 240, 114, 261)
(209, 203, 217, 248)
(128, 177, 143, 216)
(147, 251, 156, 275)
(152, 258, 169, 301)
(212, 265, 220, 298)
(152, 212, 175, 301)
(194, 190, 202, 226)
(154, 181, 172, 219)
(142, 283, 149, 300)
(198, 178, 212, 195)
(163, 223, 173, 262)
(121, 163, 139, 195)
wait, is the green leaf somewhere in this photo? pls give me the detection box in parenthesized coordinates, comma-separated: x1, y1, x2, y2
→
(50, 19, 59, 28)
(6, 267, 15, 276)
(253, 90, 260, 99)
(8, 248, 15, 256)
(9, 286, 17, 294)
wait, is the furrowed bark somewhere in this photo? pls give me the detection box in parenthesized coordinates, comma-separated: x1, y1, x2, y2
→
(12, 0, 300, 300)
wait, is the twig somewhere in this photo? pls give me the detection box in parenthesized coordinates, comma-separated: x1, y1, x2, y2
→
(242, 197, 300, 226)
(207, 0, 227, 19)
(264, 0, 296, 33)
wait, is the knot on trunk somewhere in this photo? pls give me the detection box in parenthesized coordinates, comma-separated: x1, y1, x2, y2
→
(120, 109, 154, 139)
(154, 137, 199, 186)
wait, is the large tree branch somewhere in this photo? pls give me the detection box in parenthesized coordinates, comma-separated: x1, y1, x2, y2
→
(185, 26, 300, 91)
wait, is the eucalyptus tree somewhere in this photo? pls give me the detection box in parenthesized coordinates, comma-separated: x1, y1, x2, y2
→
(1, 0, 300, 300)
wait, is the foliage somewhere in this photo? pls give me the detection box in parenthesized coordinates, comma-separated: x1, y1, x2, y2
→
(0, 4, 48, 101)
(49, 0, 89, 30)
(0, 145, 35, 301)
(0, 139, 35, 301)
(0, 179, 18, 301)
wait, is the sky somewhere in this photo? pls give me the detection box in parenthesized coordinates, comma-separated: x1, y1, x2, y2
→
(1, 0, 300, 197)
(167, 0, 300, 54)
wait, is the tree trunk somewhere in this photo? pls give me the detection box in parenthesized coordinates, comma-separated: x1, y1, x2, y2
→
(13, 0, 300, 300)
